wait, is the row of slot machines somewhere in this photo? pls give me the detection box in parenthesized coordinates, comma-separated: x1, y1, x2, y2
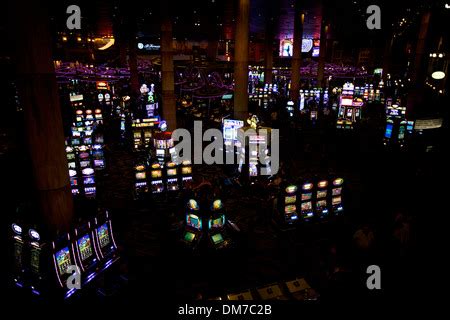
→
(299, 88, 329, 111)
(10, 210, 119, 299)
(212, 278, 318, 301)
(132, 118, 160, 151)
(66, 144, 105, 198)
(134, 160, 193, 196)
(71, 108, 103, 145)
(277, 177, 344, 225)
(182, 199, 234, 250)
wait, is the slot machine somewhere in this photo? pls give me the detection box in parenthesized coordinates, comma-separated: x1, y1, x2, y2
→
(134, 164, 148, 194)
(104, 93, 111, 106)
(133, 130, 143, 150)
(78, 145, 92, 170)
(94, 108, 103, 124)
(150, 163, 164, 193)
(315, 180, 329, 218)
(92, 144, 105, 170)
(180, 160, 193, 188)
(72, 220, 101, 285)
(97, 93, 104, 104)
(282, 184, 298, 224)
(10, 223, 25, 289)
(166, 161, 179, 191)
(398, 120, 407, 148)
(208, 199, 230, 249)
(51, 232, 79, 299)
(69, 169, 80, 195)
(66, 146, 77, 170)
(93, 210, 120, 267)
(82, 167, 96, 198)
(300, 182, 314, 221)
(84, 109, 94, 127)
(330, 177, 344, 214)
(183, 199, 202, 249)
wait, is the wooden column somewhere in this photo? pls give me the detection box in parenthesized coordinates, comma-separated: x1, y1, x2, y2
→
(233, 0, 250, 120)
(161, 15, 177, 130)
(11, 0, 74, 232)
(290, 7, 304, 103)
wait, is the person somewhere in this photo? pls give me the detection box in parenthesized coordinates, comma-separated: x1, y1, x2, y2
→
(353, 224, 375, 251)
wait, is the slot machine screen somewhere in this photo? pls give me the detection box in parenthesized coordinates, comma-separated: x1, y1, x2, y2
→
(186, 214, 202, 230)
(95, 136, 104, 144)
(346, 109, 353, 117)
(332, 188, 342, 196)
(76, 116, 83, 122)
(55, 247, 72, 276)
(94, 160, 104, 167)
(72, 139, 80, 145)
(134, 132, 141, 139)
(316, 200, 327, 208)
(385, 123, 393, 138)
(67, 153, 75, 160)
(211, 233, 224, 244)
(317, 190, 327, 199)
(151, 170, 162, 178)
(84, 138, 92, 145)
(93, 150, 103, 159)
(135, 172, 146, 180)
(97, 223, 111, 248)
(182, 167, 192, 174)
(144, 131, 152, 138)
(77, 234, 93, 261)
(84, 177, 95, 185)
(184, 231, 196, 243)
(301, 193, 312, 201)
(398, 126, 405, 140)
(210, 215, 224, 228)
(79, 152, 90, 159)
(301, 202, 312, 211)
(68, 162, 76, 169)
(167, 169, 177, 176)
(30, 248, 41, 273)
(156, 149, 165, 156)
(285, 205, 296, 214)
(285, 196, 296, 204)
(70, 179, 78, 186)
(80, 160, 90, 168)
(332, 197, 342, 205)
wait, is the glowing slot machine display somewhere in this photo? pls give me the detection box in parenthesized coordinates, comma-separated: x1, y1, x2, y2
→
(82, 167, 96, 198)
(183, 199, 202, 247)
(69, 169, 79, 195)
(284, 185, 298, 223)
(331, 178, 344, 214)
(315, 180, 329, 218)
(166, 162, 179, 191)
(134, 164, 148, 194)
(92, 145, 105, 170)
(300, 182, 314, 220)
(181, 160, 193, 188)
(150, 163, 164, 193)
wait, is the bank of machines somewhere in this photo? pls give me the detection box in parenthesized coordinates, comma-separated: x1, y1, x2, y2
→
(383, 98, 410, 149)
(275, 176, 344, 226)
(181, 198, 235, 251)
(133, 160, 193, 197)
(336, 82, 364, 129)
(9, 210, 120, 299)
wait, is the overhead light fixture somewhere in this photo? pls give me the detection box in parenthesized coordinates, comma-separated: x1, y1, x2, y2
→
(431, 71, 445, 80)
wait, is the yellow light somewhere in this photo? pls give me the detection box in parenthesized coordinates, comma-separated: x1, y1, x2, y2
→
(77, 37, 82, 42)
(62, 36, 67, 41)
